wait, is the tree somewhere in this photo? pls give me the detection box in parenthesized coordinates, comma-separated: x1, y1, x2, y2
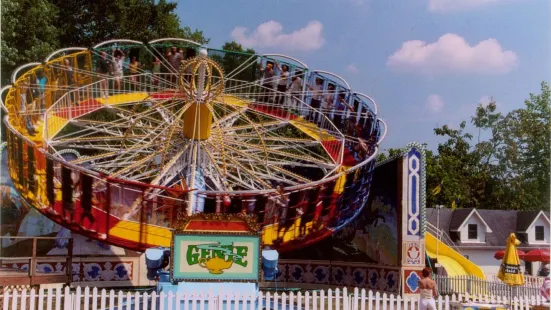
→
(1, 0, 209, 85)
(376, 147, 407, 162)
(50, 0, 209, 46)
(214, 41, 258, 82)
(1, 0, 60, 84)
(495, 82, 550, 210)
(425, 83, 550, 211)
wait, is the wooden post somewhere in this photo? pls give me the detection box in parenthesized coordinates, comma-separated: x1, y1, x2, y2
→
(106, 182, 111, 239)
(66, 238, 73, 284)
(30, 238, 37, 286)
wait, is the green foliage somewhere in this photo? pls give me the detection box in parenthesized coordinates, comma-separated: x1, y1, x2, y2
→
(376, 147, 407, 162)
(1, 0, 60, 83)
(425, 82, 550, 211)
(1, 0, 209, 85)
(216, 41, 258, 82)
(50, 0, 209, 46)
(377, 84, 549, 212)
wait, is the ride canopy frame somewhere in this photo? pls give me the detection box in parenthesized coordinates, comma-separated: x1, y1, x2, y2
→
(1, 38, 387, 252)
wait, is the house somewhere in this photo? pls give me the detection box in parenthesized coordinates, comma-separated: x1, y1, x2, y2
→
(426, 208, 550, 277)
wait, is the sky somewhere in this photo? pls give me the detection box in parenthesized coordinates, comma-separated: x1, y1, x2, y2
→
(176, 0, 551, 151)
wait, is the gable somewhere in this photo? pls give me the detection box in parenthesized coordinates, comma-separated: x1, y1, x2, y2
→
(453, 209, 493, 233)
(525, 211, 550, 232)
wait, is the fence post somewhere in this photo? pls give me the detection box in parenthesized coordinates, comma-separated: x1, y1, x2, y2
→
(92, 287, 98, 310)
(30, 288, 36, 310)
(368, 290, 373, 310)
(142, 291, 149, 310)
(21, 288, 28, 310)
(11, 290, 18, 310)
(158, 291, 165, 310)
(343, 288, 349, 310)
(353, 288, 359, 310)
(396, 295, 402, 310)
(46, 287, 53, 310)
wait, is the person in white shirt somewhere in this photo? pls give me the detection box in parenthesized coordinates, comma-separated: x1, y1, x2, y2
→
(288, 75, 303, 109)
(321, 84, 336, 123)
(274, 62, 289, 105)
(306, 78, 323, 122)
(112, 49, 125, 90)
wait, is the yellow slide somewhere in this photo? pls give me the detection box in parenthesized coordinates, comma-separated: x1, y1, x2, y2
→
(425, 232, 486, 279)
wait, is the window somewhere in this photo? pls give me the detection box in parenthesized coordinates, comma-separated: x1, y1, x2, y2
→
(525, 261, 533, 275)
(468, 224, 478, 240)
(535, 226, 545, 241)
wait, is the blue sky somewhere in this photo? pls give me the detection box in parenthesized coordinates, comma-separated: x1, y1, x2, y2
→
(176, 0, 550, 151)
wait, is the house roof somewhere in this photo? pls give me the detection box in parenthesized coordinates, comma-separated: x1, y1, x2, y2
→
(426, 208, 550, 248)
(449, 208, 493, 233)
(448, 208, 473, 231)
(517, 210, 550, 232)
(476, 209, 517, 247)
(426, 207, 453, 230)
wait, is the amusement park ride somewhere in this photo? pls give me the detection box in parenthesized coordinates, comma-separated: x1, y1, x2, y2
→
(1, 38, 387, 303)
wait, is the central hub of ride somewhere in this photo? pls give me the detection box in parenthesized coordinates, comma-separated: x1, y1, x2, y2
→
(180, 49, 224, 140)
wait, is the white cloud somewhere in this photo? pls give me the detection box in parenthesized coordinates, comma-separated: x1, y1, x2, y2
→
(428, 0, 505, 13)
(425, 94, 445, 114)
(230, 20, 325, 52)
(387, 33, 518, 76)
(346, 64, 359, 74)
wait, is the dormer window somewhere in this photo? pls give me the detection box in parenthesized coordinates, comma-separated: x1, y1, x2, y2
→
(535, 226, 544, 241)
(468, 224, 478, 240)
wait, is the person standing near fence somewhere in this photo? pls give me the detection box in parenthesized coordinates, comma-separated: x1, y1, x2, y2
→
(419, 267, 438, 310)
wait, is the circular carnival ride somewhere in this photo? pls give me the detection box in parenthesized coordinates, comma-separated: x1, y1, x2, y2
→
(1, 38, 387, 252)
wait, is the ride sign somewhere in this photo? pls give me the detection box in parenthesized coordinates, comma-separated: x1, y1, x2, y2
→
(171, 233, 260, 282)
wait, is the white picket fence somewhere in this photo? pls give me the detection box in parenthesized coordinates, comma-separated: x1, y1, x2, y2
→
(1, 286, 548, 310)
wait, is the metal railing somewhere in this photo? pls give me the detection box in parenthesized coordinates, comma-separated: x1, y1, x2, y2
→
(435, 274, 541, 299)
(0, 236, 73, 287)
(426, 221, 463, 255)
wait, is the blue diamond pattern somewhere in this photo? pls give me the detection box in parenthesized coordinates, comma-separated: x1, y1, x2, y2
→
(314, 268, 326, 282)
(115, 265, 128, 278)
(291, 267, 303, 280)
(406, 272, 420, 292)
(369, 271, 378, 287)
(87, 266, 101, 279)
(353, 271, 364, 285)
(387, 273, 396, 289)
